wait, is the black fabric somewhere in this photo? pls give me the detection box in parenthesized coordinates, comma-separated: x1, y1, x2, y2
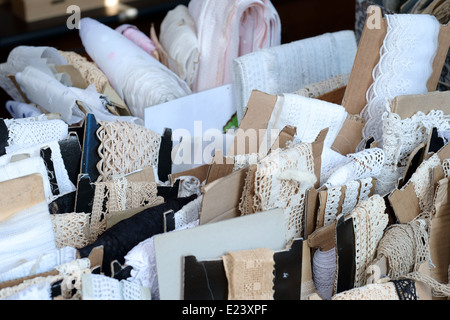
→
(157, 179, 180, 201)
(158, 128, 173, 183)
(428, 127, 445, 154)
(74, 173, 95, 213)
(48, 191, 76, 214)
(0, 119, 8, 156)
(336, 215, 356, 294)
(78, 195, 197, 276)
(80, 113, 101, 182)
(40, 146, 59, 196)
(273, 238, 303, 300)
(58, 134, 82, 187)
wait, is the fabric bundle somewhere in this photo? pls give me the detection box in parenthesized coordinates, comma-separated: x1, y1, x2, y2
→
(115, 24, 159, 60)
(188, 0, 281, 93)
(159, 5, 200, 90)
(79, 17, 191, 120)
(233, 30, 357, 121)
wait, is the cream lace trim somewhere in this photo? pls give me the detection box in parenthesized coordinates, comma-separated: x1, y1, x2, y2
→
(89, 177, 164, 242)
(351, 195, 389, 288)
(331, 282, 399, 300)
(223, 248, 275, 300)
(51, 213, 90, 249)
(242, 142, 315, 241)
(96, 120, 161, 182)
(376, 216, 431, 281)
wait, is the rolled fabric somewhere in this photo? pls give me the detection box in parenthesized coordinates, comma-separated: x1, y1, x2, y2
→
(79, 18, 191, 120)
(159, 5, 200, 89)
(233, 30, 357, 122)
(115, 24, 159, 60)
(5, 100, 43, 119)
(188, 0, 281, 92)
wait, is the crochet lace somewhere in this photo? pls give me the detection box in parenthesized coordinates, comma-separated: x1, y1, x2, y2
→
(376, 216, 431, 281)
(360, 14, 440, 147)
(89, 177, 164, 242)
(96, 120, 161, 182)
(376, 110, 450, 196)
(240, 141, 315, 241)
(350, 195, 389, 288)
(51, 213, 90, 249)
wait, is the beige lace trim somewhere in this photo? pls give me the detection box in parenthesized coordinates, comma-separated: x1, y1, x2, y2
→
(89, 177, 164, 242)
(376, 215, 431, 281)
(350, 195, 389, 288)
(223, 248, 275, 300)
(96, 120, 161, 182)
(293, 73, 350, 99)
(51, 212, 90, 249)
(240, 142, 315, 241)
(331, 282, 399, 300)
(59, 50, 109, 93)
(403, 271, 450, 298)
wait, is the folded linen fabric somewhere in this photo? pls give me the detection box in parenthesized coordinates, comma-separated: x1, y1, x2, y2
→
(159, 5, 200, 89)
(188, 0, 281, 92)
(0, 201, 56, 274)
(360, 14, 441, 148)
(234, 30, 357, 121)
(0, 46, 69, 103)
(79, 17, 191, 120)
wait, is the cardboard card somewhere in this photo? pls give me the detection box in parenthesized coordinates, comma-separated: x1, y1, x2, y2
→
(391, 90, 450, 119)
(430, 177, 450, 288)
(153, 208, 288, 300)
(199, 167, 248, 225)
(389, 142, 450, 223)
(0, 174, 46, 223)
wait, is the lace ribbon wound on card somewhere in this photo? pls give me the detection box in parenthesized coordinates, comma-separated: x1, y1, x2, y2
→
(223, 248, 275, 300)
(350, 195, 389, 288)
(89, 177, 164, 242)
(376, 215, 431, 281)
(376, 110, 450, 196)
(96, 120, 161, 182)
(51, 213, 91, 249)
(240, 142, 315, 242)
(360, 14, 440, 148)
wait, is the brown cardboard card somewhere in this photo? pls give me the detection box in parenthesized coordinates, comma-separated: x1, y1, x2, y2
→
(199, 166, 248, 225)
(391, 90, 450, 119)
(169, 164, 210, 185)
(317, 85, 347, 105)
(342, 5, 450, 116)
(0, 174, 46, 223)
(331, 114, 365, 156)
(389, 142, 450, 223)
(430, 177, 450, 290)
(153, 208, 288, 300)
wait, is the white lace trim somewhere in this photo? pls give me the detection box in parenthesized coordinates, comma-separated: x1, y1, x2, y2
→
(360, 14, 440, 147)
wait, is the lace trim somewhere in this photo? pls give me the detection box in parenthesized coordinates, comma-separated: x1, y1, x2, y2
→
(410, 154, 441, 213)
(351, 195, 389, 287)
(223, 248, 275, 300)
(331, 282, 399, 300)
(341, 180, 360, 215)
(96, 120, 161, 182)
(360, 14, 440, 147)
(391, 279, 418, 300)
(89, 177, 164, 242)
(312, 248, 336, 300)
(442, 159, 450, 177)
(81, 274, 151, 300)
(51, 213, 90, 249)
(376, 217, 431, 280)
(324, 186, 342, 227)
(250, 142, 315, 241)
(376, 110, 450, 196)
